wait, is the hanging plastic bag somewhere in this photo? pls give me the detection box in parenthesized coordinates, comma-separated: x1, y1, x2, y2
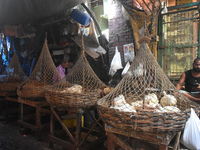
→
(180, 108, 200, 150)
(121, 61, 130, 77)
(109, 47, 123, 77)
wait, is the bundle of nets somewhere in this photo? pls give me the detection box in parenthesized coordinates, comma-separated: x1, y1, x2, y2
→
(97, 40, 200, 133)
(45, 32, 106, 112)
(0, 52, 27, 92)
(17, 38, 62, 99)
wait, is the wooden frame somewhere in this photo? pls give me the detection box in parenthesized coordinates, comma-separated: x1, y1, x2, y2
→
(48, 107, 106, 150)
(105, 125, 181, 150)
(18, 97, 50, 134)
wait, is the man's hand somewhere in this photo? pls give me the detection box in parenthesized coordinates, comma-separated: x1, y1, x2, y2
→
(192, 84, 200, 91)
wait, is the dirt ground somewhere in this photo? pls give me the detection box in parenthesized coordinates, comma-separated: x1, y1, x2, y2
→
(0, 121, 52, 150)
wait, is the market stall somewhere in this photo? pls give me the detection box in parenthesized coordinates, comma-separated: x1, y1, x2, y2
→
(45, 29, 107, 149)
(16, 37, 61, 135)
(97, 27, 200, 149)
(0, 52, 27, 122)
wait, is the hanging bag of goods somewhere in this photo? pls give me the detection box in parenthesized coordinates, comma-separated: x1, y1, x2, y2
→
(97, 27, 200, 133)
(17, 37, 62, 99)
(45, 29, 106, 112)
(0, 52, 27, 92)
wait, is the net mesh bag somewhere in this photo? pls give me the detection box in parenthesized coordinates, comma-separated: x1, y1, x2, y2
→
(45, 31, 106, 112)
(17, 38, 62, 99)
(97, 35, 200, 133)
(0, 52, 27, 92)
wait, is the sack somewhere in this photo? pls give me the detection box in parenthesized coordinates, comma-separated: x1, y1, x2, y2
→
(109, 47, 123, 76)
(121, 61, 130, 77)
(181, 108, 200, 150)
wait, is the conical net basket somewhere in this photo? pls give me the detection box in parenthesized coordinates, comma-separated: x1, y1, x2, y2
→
(0, 52, 27, 92)
(97, 41, 200, 133)
(45, 31, 106, 112)
(17, 38, 62, 99)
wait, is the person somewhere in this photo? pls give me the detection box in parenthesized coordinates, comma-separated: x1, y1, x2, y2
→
(176, 57, 200, 103)
(56, 57, 69, 79)
(53, 56, 70, 83)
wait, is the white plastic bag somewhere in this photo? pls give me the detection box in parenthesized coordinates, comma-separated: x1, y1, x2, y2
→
(121, 61, 130, 77)
(181, 108, 200, 150)
(109, 47, 123, 76)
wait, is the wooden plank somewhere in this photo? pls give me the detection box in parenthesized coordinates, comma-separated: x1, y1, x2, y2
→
(48, 134, 76, 150)
(35, 107, 41, 128)
(159, 144, 168, 150)
(75, 112, 82, 146)
(18, 97, 38, 107)
(79, 117, 101, 147)
(51, 107, 76, 144)
(37, 107, 50, 114)
(20, 103, 23, 121)
(61, 113, 76, 119)
(0, 92, 17, 97)
(107, 132, 116, 150)
(5, 96, 18, 102)
(18, 120, 38, 131)
(173, 132, 181, 150)
(107, 132, 133, 150)
(18, 97, 49, 107)
(105, 125, 176, 145)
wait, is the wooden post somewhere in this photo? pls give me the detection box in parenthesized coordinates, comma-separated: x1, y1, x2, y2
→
(49, 107, 54, 149)
(159, 144, 168, 150)
(20, 103, 23, 121)
(107, 132, 116, 150)
(173, 132, 181, 150)
(75, 110, 83, 148)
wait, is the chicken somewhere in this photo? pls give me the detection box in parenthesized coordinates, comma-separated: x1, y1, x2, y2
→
(67, 84, 82, 93)
(163, 106, 180, 113)
(160, 91, 177, 107)
(144, 93, 159, 104)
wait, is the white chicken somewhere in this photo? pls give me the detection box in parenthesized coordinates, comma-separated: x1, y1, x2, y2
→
(131, 101, 143, 107)
(67, 84, 82, 93)
(163, 106, 180, 113)
(160, 91, 177, 107)
(113, 94, 126, 107)
(111, 94, 136, 112)
(144, 93, 159, 104)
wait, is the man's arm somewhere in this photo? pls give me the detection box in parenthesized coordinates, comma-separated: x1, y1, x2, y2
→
(176, 72, 200, 103)
(176, 72, 186, 90)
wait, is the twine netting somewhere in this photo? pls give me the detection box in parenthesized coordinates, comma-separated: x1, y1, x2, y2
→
(97, 41, 200, 133)
(17, 38, 62, 99)
(45, 31, 106, 112)
(0, 52, 27, 92)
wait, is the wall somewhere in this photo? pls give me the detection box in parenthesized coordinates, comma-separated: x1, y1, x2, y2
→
(107, 0, 134, 85)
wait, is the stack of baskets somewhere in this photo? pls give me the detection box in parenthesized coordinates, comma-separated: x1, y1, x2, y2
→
(17, 38, 62, 99)
(45, 30, 106, 112)
(0, 52, 27, 92)
(97, 34, 200, 133)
